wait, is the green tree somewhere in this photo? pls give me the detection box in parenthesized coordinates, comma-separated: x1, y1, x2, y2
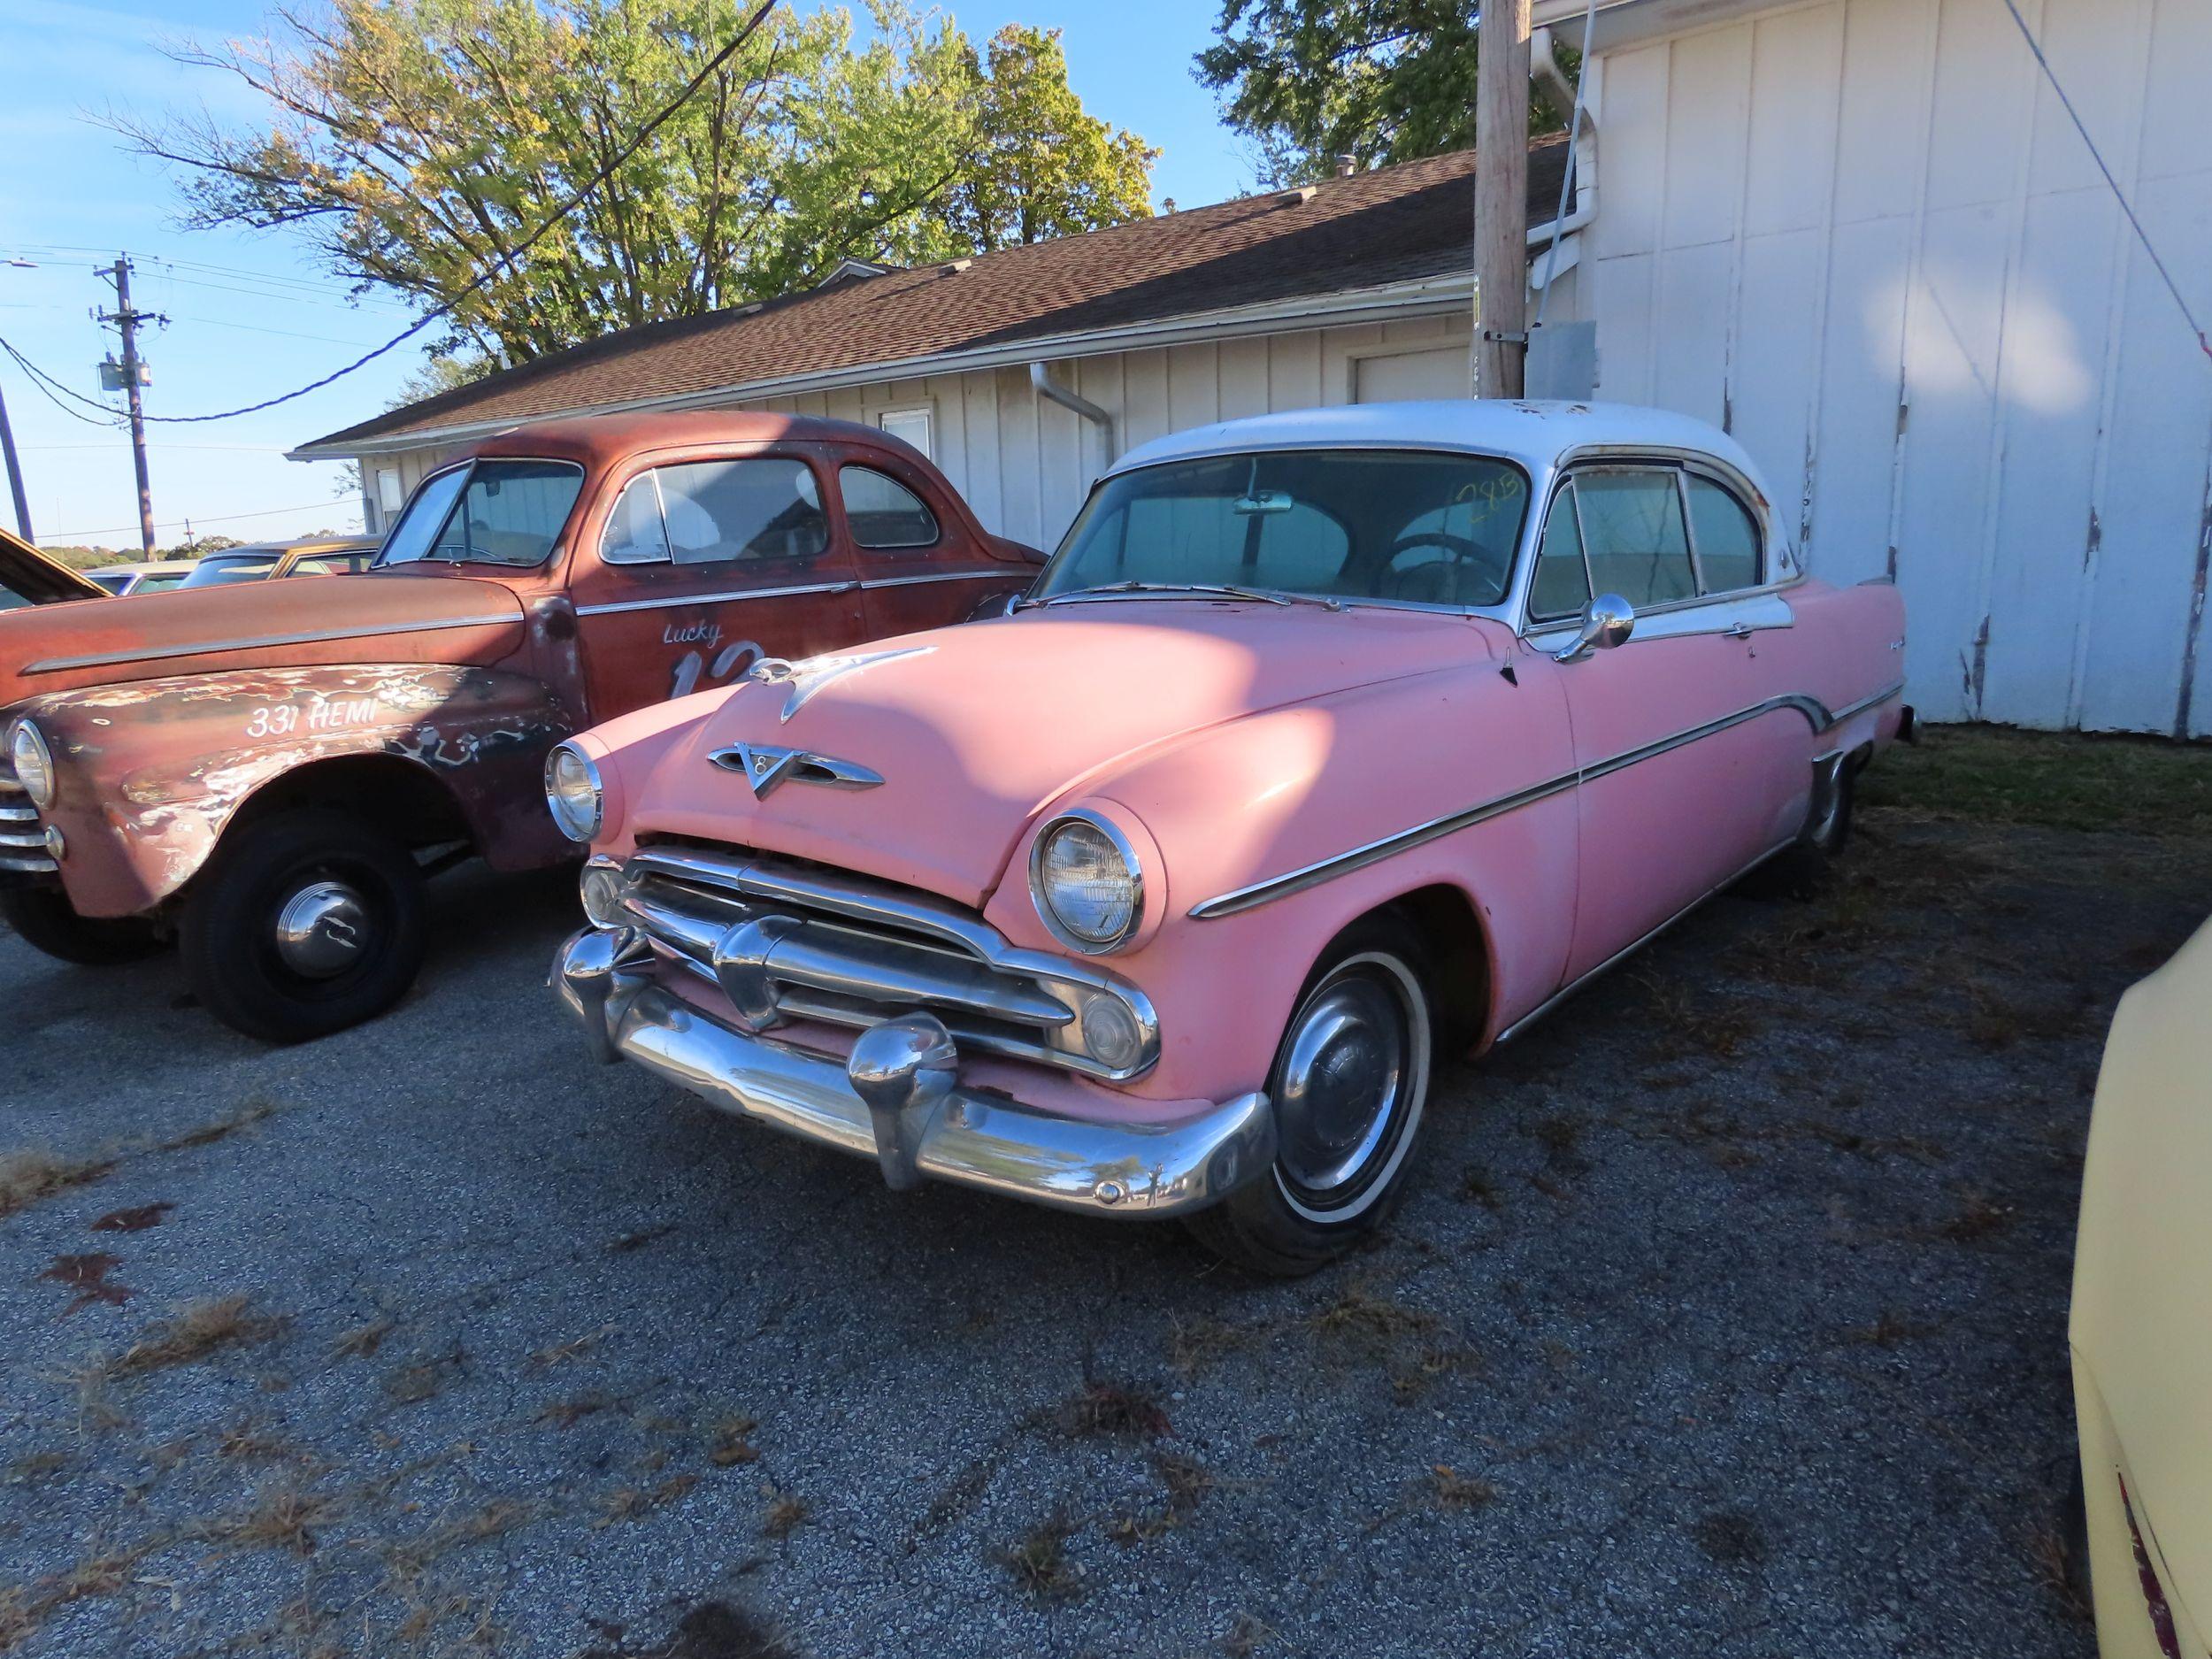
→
(115, 1, 1153, 368)
(1196, 1, 1571, 186)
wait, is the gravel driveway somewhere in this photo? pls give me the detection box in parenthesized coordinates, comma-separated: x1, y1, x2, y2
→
(2, 731, 2203, 1658)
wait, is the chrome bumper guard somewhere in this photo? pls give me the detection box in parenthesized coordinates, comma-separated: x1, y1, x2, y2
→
(555, 926, 1272, 1218)
(0, 764, 55, 876)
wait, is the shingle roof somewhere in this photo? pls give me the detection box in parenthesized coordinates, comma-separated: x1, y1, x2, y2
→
(302, 137, 1571, 452)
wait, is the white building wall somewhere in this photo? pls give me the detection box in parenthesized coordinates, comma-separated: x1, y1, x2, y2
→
(1587, 0, 2212, 735)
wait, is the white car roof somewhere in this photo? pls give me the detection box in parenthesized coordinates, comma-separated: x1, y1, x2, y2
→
(1108, 399, 1770, 501)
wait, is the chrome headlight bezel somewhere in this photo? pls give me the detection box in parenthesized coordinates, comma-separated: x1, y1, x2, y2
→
(544, 741, 603, 843)
(1028, 808, 1144, 956)
(8, 718, 55, 810)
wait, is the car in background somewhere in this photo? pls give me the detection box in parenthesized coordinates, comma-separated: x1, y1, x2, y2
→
(175, 536, 380, 588)
(551, 400, 1909, 1273)
(0, 411, 1037, 1041)
(84, 561, 196, 597)
(2070, 915, 2211, 1658)
(0, 526, 110, 611)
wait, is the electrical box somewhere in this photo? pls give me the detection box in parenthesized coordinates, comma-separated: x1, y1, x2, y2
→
(96, 357, 150, 392)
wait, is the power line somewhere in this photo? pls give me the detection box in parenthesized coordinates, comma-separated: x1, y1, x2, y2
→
(42, 497, 361, 541)
(1999, 0, 2211, 364)
(0, 337, 122, 427)
(108, 0, 780, 426)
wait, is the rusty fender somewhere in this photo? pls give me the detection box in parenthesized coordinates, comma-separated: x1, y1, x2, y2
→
(16, 663, 574, 918)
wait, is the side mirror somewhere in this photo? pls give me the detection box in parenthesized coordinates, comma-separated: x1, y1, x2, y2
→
(1555, 593, 1635, 663)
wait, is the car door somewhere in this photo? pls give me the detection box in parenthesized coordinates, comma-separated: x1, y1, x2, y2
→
(838, 455, 1025, 637)
(568, 449, 865, 720)
(1527, 463, 1795, 983)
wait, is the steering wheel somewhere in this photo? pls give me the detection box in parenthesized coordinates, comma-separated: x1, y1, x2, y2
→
(1380, 532, 1500, 603)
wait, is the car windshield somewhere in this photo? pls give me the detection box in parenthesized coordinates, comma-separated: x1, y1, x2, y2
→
(378, 458, 586, 569)
(180, 554, 283, 588)
(1033, 449, 1531, 610)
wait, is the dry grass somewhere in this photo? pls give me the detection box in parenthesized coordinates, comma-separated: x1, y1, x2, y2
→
(998, 1509, 1080, 1601)
(1846, 1310, 1935, 1349)
(381, 1345, 465, 1405)
(1938, 1187, 2018, 1245)
(596, 1476, 700, 1527)
(1303, 1282, 1479, 1403)
(331, 1317, 394, 1361)
(1166, 1311, 1249, 1376)
(760, 1487, 810, 1539)
(113, 1294, 280, 1378)
(528, 1326, 611, 1367)
(381, 1497, 536, 1581)
(0, 1147, 118, 1221)
(1430, 1464, 1498, 1510)
(157, 1095, 283, 1152)
(1107, 1452, 1216, 1544)
(191, 1481, 338, 1555)
(707, 1414, 762, 1466)
(1217, 1612, 1279, 1658)
(1637, 973, 1766, 1059)
(538, 1391, 615, 1429)
(1061, 1378, 1171, 1440)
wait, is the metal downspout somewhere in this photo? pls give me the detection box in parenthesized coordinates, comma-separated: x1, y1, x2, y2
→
(1028, 362, 1115, 467)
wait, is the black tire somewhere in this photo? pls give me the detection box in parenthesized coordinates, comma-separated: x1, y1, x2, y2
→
(1185, 915, 1436, 1277)
(180, 808, 427, 1043)
(1750, 756, 1857, 898)
(0, 885, 165, 965)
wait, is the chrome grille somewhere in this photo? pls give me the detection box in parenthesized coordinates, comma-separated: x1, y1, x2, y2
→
(0, 762, 55, 875)
(614, 841, 1158, 1080)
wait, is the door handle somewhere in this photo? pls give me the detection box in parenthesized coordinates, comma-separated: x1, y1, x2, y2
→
(829, 580, 861, 595)
(1722, 622, 1754, 641)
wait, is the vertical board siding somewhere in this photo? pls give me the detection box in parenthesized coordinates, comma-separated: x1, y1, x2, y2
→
(1586, 0, 2212, 733)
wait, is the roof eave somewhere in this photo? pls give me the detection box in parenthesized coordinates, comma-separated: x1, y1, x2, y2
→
(288, 269, 1481, 461)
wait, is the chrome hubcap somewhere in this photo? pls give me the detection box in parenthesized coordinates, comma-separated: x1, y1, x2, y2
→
(1275, 972, 1409, 1199)
(273, 879, 369, 979)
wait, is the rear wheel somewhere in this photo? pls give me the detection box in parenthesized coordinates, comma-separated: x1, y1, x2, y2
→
(0, 886, 165, 965)
(1751, 754, 1858, 898)
(180, 808, 427, 1043)
(1185, 916, 1435, 1277)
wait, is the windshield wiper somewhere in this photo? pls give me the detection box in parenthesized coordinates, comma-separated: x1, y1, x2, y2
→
(1035, 580, 1341, 611)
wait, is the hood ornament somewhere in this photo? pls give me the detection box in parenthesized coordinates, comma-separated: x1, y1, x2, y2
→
(744, 646, 934, 723)
(710, 742, 883, 800)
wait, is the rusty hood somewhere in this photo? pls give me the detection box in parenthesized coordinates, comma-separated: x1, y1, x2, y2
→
(0, 570, 528, 709)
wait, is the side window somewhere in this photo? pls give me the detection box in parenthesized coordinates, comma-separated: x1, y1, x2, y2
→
(661, 459, 826, 565)
(1530, 483, 1592, 619)
(601, 473, 671, 565)
(1574, 470, 1696, 607)
(600, 459, 828, 567)
(1686, 475, 1762, 593)
(840, 465, 940, 550)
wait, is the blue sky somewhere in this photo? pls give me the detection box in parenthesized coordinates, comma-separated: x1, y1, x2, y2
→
(0, 0, 1249, 549)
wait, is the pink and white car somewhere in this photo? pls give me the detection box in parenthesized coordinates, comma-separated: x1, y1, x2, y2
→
(549, 401, 1909, 1273)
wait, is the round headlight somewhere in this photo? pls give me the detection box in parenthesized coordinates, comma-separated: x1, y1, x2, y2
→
(545, 742, 603, 842)
(1031, 810, 1142, 953)
(579, 856, 628, 927)
(8, 719, 55, 810)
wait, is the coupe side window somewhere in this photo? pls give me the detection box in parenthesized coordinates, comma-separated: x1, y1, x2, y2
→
(1686, 475, 1762, 594)
(1574, 471, 1696, 608)
(599, 459, 828, 567)
(840, 465, 940, 550)
(1530, 484, 1592, 619)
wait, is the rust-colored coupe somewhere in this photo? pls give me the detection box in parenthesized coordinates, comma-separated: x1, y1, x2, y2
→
(0, 412, 1036, 1040)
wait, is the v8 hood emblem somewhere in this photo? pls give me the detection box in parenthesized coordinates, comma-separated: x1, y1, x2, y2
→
(710, 742, 883, 800)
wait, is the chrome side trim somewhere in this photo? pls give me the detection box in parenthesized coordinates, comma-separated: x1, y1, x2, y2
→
(574, 580, 854, 618)
(1189, 681, 1905, 919)
(1492, 837, 1798, 1044)
(22, 612, 519, 676)
(859, 569, 1014, 590)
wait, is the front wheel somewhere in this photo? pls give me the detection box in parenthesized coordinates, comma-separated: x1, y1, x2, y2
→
(180, 808, 428, 1043)
(0, 886, 165, 965)
(1184, 917, 1436, 1277)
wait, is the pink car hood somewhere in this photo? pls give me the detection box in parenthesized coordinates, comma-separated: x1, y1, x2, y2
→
(626, 601, 1502, 906)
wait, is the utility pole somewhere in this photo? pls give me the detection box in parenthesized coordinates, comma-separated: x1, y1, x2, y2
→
(1473, 0, 1532, 398)
(0, 380, 30, 541)
(96, 256, 164, 557)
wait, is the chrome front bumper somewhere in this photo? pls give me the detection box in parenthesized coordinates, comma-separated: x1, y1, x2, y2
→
(555, 926, 1273, 1218)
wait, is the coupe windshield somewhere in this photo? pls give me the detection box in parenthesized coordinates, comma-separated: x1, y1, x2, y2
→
(1035, 449, 1531, 610)
(378, 458, 586, 569)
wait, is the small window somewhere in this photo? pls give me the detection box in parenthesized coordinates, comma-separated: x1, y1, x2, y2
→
(1686, 475, 1761, 594)
(1530, 484, 1592, 619)
(1574, 470, 1696, 608)
(841, 465, 940, 549)
(600, 474, 672, 565)
(601, 459, 828, 566)
(877, 407, 933, 459)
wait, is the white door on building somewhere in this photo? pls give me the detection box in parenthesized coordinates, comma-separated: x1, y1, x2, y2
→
(1355, 347, 1468, 403)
